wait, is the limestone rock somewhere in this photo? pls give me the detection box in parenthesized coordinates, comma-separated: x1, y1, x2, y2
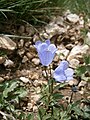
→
(69, 58, 80, 68)
(18, 48, 25, 57)
(32, 58, 40, 65)
(20, 77, 29, 83)
(26, 52, 34, 60)
(56, 44, 69, 60)
(56, 49, 69, 60)
(67, 44, 89, 61)
(33, 80, 40, 87)
(0, 56, 6, 64)
(78, 81, 87, 88)
(18, 39, 24, 48)
(0, 36, 16, 50)
(86, 32, 90, 46)
(18, 25, 25, 34)
(22, 56, 28, 63)
(66, 13, 79, 23)
(0, 77, 4, 83)
(68, 79, 78, 86)
(4, 59, 14, 67)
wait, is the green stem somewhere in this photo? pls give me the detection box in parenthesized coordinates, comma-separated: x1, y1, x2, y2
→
(44, 66, 49, 81)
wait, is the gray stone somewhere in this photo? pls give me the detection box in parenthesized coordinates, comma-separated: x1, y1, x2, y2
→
(0, 77, 4, 83)
(69, 58, 80, 68)
(20, 77, 29, 83)
(32, 58, 40, 65)
(18, 39, 24, 48)
(0, 57, 6, 64)
(67, 44, 89, 61)
(4, 59, 14, 67)
(66, 13, 79, 23)
(0, 36, 16, 50)
(22, 56, 28, 63)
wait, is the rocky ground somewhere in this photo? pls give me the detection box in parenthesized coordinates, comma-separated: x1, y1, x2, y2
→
(0, 11, 90, 118)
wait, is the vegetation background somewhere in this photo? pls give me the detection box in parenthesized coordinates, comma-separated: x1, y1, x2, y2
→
(0, 0, 90, 27)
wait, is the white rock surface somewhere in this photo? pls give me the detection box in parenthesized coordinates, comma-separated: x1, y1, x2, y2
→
(67, 44, 89, 61)
(86, 32, 90, 45)
(0, 57, 5, 64)
(44, 22, 67, 38)
(18, 39, 24, 48)
(20, 77, 29, 83)
(0, 36, 16, 50)
(0, 77, 4, 83)
(56, 49, 69, 60)
(32, 58, 40, 65)
(22, 55, 28, 63)
(18, 48, 25, 57)
(66, 13, 79, 23)
(4, 59, 14, 67)
(78, 81, 87, 87)
(68, 79, 78, 86)
(69, 58, 80, 68)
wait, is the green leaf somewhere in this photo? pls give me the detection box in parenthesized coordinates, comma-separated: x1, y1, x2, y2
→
(84, 55, 90, 64)
(72, 106, 83, 116)
(53, 83, 66, 91)
(43, 114, 51, 120)
(76, 66, 86, 75)
(26, 113, 34, 120)
(52, 92, 64, 100)
(14, 87, 28, 98)
(3, 81, 18, 98)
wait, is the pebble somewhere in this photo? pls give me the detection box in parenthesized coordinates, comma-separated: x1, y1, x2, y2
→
(67, 44, 89, 61)
(86, 32, 90, 46)
(56, 49, 69, 60)
(4, 59, 14, 67)
(33, 80, 40, 87)
(29, 72, 39, 80)
(32, 94, 40, 102)
(19, 77, 29, 83)
(68, 79, 78, 86)
(18, 25, 25, 34)
(69, 58, 80, 68)
(0, 56, 6, 64)
(32, 58, 40, 65)
(33, 105, 38, 112)
(78, 81, 87, 88)
(18, 48, 25, 57)
(27, 103, 33, 111)
(0, 36, 16, 50)
(66, 13, 79, 23)
(26, 52, 34, 59)
(65, 44, 74, 50)
(0, 77, 4, 83)
(22, 55, 28, 63)
(53, 55, 59, 62)
(18, 39, 24, 48)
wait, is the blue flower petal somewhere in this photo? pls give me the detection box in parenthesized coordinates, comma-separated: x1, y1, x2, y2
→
(53, 66, 66, 82)
(45, 40, 50, 45)
(59, 60, 69, 70)
(48, 44, 57, 53)
(38, 51, 55, 66)
(53, 74, 66, 82)
(38, 43, 48, 52)
(65, 68, 74, 77)
(35, 40, 42, 46)
(34, 41, 41, 50)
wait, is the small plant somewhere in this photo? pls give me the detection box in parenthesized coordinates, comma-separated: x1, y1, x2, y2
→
(34, 39, 88, 120)
(76, 54, 90, 82)
(0, 79, 29, 120)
